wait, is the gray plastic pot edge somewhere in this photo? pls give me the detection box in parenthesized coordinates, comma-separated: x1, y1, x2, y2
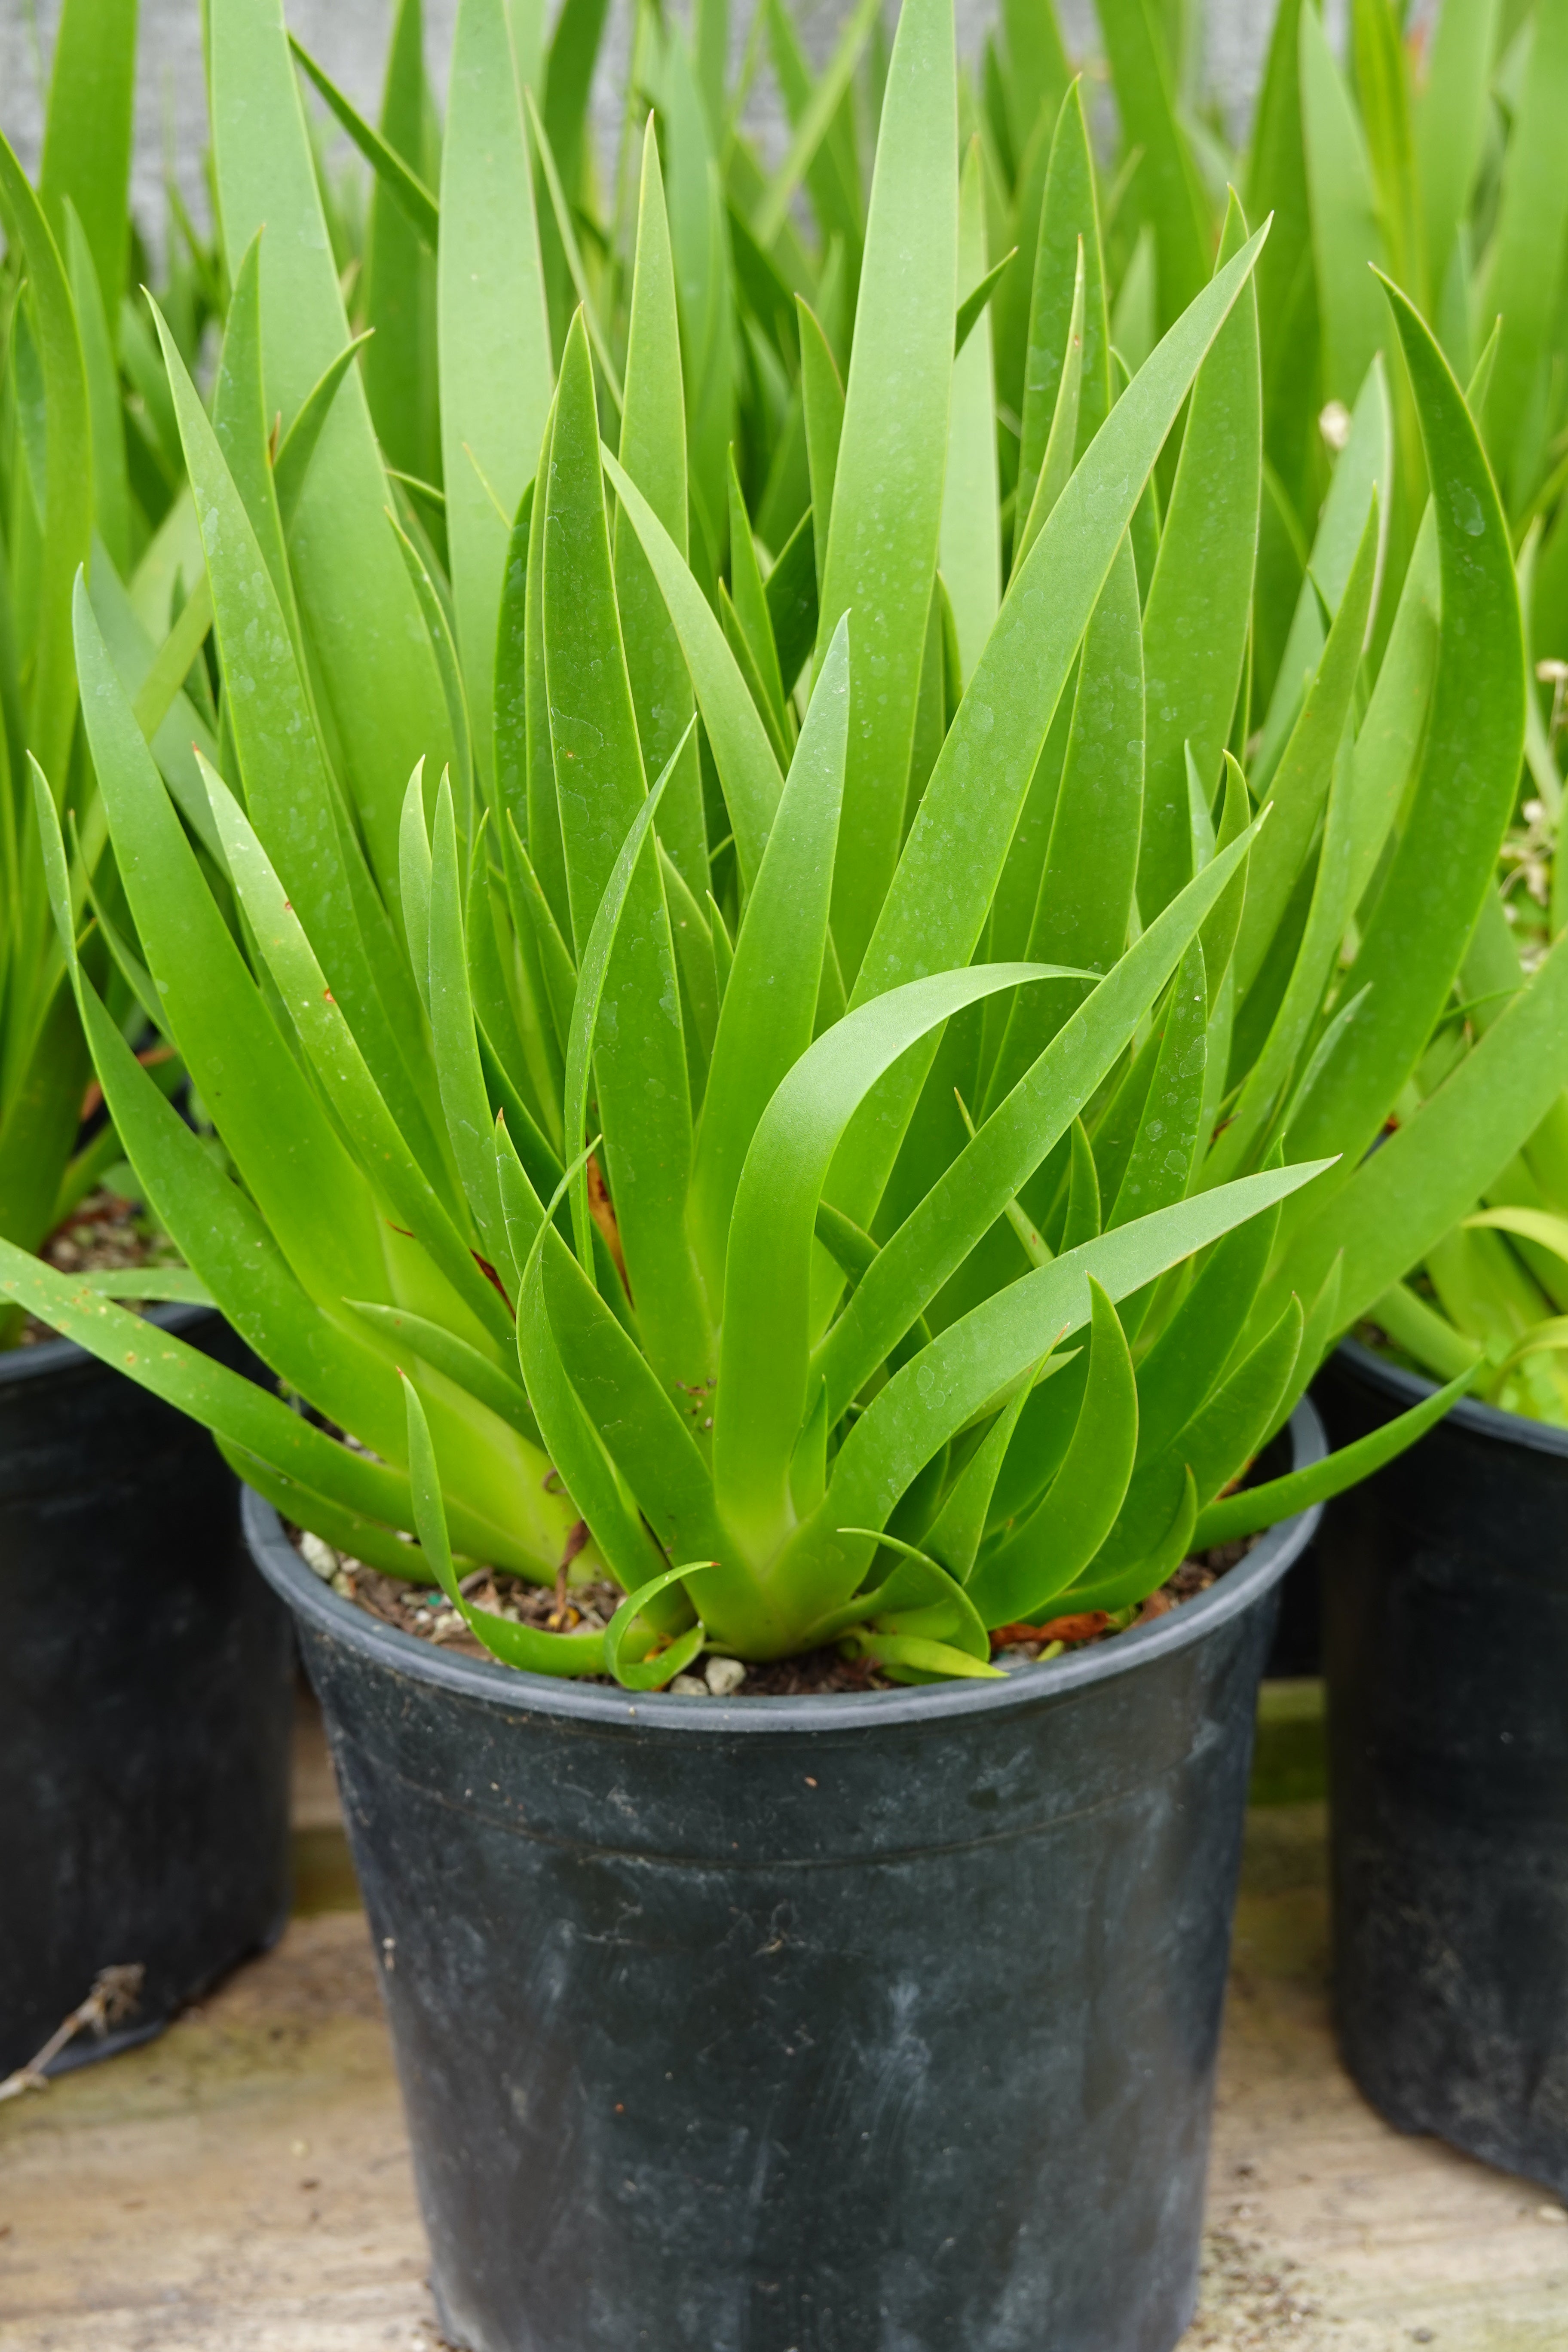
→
(1335, 1333, 1568, 1458)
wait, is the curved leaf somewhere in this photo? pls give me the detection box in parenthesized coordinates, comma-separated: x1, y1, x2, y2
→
(1137, 191, 1262, 921)
(438, 0, 552, 784)
(967, 1279, 1138, 1626)
(815, 0, 957, 981)
(716, 960, 1063, 1555)
(401, 1372, 608, 1676)
(689, 619, 849, 1293)
(1287, 283, 1528, 1195)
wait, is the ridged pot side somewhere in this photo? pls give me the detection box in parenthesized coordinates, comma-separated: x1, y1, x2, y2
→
(1318, 1341, 1568, 2197)
(0, 1308, 294, 2076)
(249, 1400, 1324, 2352)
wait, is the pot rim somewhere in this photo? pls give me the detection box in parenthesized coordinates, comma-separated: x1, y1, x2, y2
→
(0, 1298, 217, 1392)
(1335, 1335, 1568, 1461)
(246, 1396, 1325, 1737)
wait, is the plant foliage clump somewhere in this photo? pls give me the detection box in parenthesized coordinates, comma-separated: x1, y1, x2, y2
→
(6, 0, 1568, 1684)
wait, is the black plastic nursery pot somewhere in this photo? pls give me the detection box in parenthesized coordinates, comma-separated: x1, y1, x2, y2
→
(249, 1399, 1324, 2352)
(0, 1306, 294, 2080)
(1316, 1340, 1568, 2198)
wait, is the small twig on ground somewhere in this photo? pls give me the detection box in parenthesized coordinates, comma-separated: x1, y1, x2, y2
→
(0, 1964, 145, 2103)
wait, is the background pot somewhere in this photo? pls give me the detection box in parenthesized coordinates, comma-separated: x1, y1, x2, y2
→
(1317, 1339, 1568, 2197)
(249, 1400, 1323, 2352)
(0, 1306, 294, 2079)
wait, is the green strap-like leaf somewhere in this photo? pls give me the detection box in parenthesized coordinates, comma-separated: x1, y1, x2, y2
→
(153, 302, 444, 1182)
(798, 298, 845, 605)
(1414, 0, 1499, 309)
(204, 755, 513, 1347)
(837, 223, 1270, 1231)
(716, 960, 1063, 1559)
(539, 1237, 731, 1573)
(984, 535, 1146, 1117)
(289, 33, 440, 248)
(72, 586, 392, 1323)
(921, 1375, 1037, 1583)
(39, 0, 136, 314)
(210, 232, 300, 638)
(967, 1280, 1138, 1627)
(62, 204, 131, 579)
(765, 506, 819, 695)
(439, 0, 554, 790)
(955, 248, 1017, 359)
(428, 775, 521, 1301)
(1016, 80, 1111, 550)
(0, 132, 91, 802)
(220, 1442, 441, 1586)
(1087, 1292, 1304, 1577)
(546, 323, 707, 1390)
(0, 1242, 417, 1530)
(1286, 282, 1528, 1195)
(1061, 1467, 1196, 1617)
(815, 827, 1257, 1425)
(1479, 0, 1568, 507)
(1298, 1, 1388, 407)
(401, 1371, 609, 1676)
(794, 1158, 1326, 1629)
(32, 772, 427, 1462)
(602, 446, 785, 886)
(1207, 711, 1359, 1187)
(1256, 357, 1391, 784)
(689, 620, 849, 1297)
(500, 1138, 665, 1595)
(1109, 940, 1207, 1230)
(1137, 191, 1262, 922)
(1013, 236, 1084, 575)
(560, 729, 686, 1274)
(351, 1300, 538, 1443)
(275, 337, 375, 533)
(726, 452, 790, 741)
(815, 0, 957, 983)
(1192, 1369, 1475, 1548)
(1133, 1200, 1280, 1466)
(1274, 927, 1568, 1332)
(361, 0, 441, 491)
(753, 0, 882, 245)
(1233, 491, 1379, 1002)
(603, 1563, 710, 1691)
(940, 139, 1002, 687)
(208, 0, 454, 897)
(1098, 0, 1212, 332)
(615, 121, 707, 904)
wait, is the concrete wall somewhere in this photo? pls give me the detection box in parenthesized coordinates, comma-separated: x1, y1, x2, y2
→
(0, 0, 1285, 261)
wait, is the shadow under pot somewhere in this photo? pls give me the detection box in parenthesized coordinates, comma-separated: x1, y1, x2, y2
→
(0, 1305, 295, 2080)
(248, 1399, 1324, 2352)
(1315, 1339, 1568, 2200)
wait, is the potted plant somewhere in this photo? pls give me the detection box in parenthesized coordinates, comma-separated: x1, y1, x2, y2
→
(10, 0, 1568, 2338)
(0, 12, 290, 2083)
(1188, 0, 1568, 2196)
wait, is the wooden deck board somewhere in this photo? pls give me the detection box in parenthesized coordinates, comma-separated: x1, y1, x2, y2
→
(3, 1698, 1563, 2350)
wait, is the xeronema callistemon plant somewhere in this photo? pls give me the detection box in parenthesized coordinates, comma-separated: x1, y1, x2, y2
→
(7, 0, 1568, 1689)
(0, 3, 222, 1349)
(991, 0, 1568, 1429)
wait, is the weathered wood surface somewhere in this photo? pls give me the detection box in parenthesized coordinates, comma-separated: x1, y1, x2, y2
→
(2, 1707, 1564, 2350)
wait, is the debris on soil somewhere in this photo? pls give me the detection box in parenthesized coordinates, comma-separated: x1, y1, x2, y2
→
(292, 1522, 1253, 1696)
(986, 1543, 1253, 1664)
(293, 1533, 624, 1667)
